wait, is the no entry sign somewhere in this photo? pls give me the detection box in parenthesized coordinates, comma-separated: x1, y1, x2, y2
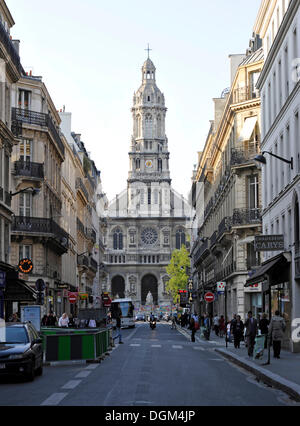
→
(204, 292, 215, 303)
(68, 292, 78, 304)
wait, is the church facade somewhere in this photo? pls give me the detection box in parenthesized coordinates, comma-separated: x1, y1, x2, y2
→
(103, 56, 191, 313)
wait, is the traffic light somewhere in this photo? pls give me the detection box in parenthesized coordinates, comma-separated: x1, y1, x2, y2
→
(178, 290, 188, 308)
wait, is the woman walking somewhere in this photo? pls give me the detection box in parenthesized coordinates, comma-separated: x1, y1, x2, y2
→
(232, 315, 244, 348)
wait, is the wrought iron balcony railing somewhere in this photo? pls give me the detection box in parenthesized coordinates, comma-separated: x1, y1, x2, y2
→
(11, 108, 65, 157)
(76, 177, 89, 202)
(232, 86, 260, 104)
(77, 254, 89, 268)
(14, 160, 44, 179)
(0, 19, 24, 76)
(231, 146, 260, 166)
(231, 208, 261, 226)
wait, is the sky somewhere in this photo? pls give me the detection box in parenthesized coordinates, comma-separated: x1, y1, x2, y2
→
(7, 0, 262, 200)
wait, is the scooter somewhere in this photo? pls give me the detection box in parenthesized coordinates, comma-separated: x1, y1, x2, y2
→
(150, 319, 156, 330)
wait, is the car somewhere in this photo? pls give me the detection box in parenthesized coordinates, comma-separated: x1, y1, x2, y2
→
(0, 322, 44, 381)
(135, 314, 146, 322)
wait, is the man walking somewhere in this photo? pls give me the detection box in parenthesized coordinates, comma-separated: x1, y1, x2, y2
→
(213, 314, 220, 336)
(113, 308, 124, 344)
(268, 310, 286, 359)
(245, 311, 258, 357)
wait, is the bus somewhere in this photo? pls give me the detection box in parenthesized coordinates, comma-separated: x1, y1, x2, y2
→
(110, 298, 135, 328)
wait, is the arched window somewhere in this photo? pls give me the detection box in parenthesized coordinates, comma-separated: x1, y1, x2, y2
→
(176, 229, 186, 249)
(158, 158, 162, 172)
(113, 228, 123, 250)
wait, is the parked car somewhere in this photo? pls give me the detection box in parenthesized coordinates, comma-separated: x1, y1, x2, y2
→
(0, 322, 43, 381)
(135, 314, 146, 322)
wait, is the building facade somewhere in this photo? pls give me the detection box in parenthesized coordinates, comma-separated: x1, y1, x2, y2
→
(191, 40, 264, 320)
(250, 0, 300, 352)
(104, 57, 190, 314)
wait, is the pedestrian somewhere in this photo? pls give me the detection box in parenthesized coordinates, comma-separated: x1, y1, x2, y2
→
(204, 313, 211, 340)
(245, 311, 258, 357)
(113, 308, 123, 344)
(9, 313, 20, 322)
(259, 313, 269, 349)
(213, 314, 220, 336)
(190, 315, 196, 342)
(219, 315, 226, 338)
(232, 315, 244, 349)
(268, 310, 286, 359)
(68, 314, 75, 328)
(47, 312, 57, 327)
(41, 314, 48, 326)
(58, 313, 69, 328)
(171, 314, 176, 330)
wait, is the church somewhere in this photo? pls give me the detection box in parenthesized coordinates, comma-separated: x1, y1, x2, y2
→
(103, 54, 191, 314)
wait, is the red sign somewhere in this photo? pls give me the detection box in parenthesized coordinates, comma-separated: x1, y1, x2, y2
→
(68, 292, 78, 304)
(204, 292, 215, 303)
(18, 258, 33, 274)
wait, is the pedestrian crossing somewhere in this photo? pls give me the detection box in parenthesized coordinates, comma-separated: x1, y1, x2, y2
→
(128, 342, 208, 352)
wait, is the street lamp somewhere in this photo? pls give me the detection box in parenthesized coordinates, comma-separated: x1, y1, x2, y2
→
(254, 151, 293, 170)
(10, 186, 40, 198)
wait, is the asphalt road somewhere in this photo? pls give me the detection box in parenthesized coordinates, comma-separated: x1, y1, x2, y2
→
(0, 323, 292, 406)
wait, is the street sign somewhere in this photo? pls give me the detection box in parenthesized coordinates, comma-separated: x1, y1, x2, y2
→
(35, 279, 45, 292)
(204, 292, 215, 303)
(254, 235, 284, 252)
(68, 292, 78, 304)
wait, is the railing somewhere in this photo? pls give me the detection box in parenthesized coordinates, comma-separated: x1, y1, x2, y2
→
(194, 239, 209, 265)
(231, 146, 260, 166)
(76, 177, 89, 202)
(232, 86, 259, 104)
(86, 228, 96, 243)
(14, 160, 44, 179)
(11, 108, 65, 157)
(0, 19, 24, 75)
(12, 216, 69, 247)
(232, 208, 261, 226)
(218, 217, 232, 240)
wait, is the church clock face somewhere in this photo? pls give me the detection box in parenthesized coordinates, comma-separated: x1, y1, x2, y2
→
(145, 160, 153, 169)
(141, 227, 158, 245)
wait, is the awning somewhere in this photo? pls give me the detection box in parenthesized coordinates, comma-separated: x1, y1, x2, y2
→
(0, 263, 37, 302)
(238, 116, 257, 142)
(245, 252, 291, 288)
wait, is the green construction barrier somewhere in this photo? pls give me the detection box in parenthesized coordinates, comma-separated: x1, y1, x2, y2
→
(42, 329, 111, 362)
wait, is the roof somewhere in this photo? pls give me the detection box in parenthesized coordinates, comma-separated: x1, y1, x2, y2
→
(240, 47, 264, 66)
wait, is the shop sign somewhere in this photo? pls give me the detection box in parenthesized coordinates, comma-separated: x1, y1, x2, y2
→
(79, 293, 88, 300)
(18, 258, 33, 274)
(254, 235, 284, 252)
(244, 283, 262, 293)
(217, 282, 226, 295)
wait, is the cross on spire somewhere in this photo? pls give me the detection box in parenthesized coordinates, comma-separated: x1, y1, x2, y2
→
(145, 43, 152, 59)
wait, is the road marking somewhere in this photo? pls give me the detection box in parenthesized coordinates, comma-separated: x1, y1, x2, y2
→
(130, 344, 141, 347)
(85, 364, 99, 370)
(40, 393, 68, 406)
(62, 380, 82, 390)
(193, 347, 205, 351)
(151, 345, 162, 348)
(75, 370, 92, 379)
(172, 345, 183, 349)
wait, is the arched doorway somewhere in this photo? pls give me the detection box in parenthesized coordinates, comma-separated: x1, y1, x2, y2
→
(141, 274, 158, 306)
(111, 275, 125, 299)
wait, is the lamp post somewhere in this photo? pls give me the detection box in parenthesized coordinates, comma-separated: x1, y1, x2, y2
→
(10, 186, 40, 198)
(254, 152, 293, 169)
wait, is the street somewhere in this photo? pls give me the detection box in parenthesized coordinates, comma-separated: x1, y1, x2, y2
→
(0, 323, 293, 406)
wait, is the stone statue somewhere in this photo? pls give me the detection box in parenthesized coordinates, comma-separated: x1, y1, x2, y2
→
(146, 291, 153, 305)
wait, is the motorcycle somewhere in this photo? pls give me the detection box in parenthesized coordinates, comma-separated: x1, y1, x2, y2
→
(150, 319, 156, 330)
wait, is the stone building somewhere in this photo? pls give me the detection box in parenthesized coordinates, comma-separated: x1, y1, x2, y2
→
(248, 0, 300, 352)
(190, 38, 264, 320)
(104, 56, 190, 314)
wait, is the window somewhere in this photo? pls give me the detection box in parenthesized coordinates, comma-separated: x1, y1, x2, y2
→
(158, 158, 162, 172)
(136, 158, 140, 171)
(20, 139, 32, 162)
(176, 229, 186, 249)
(113, 228, 123, 250)
(145, 114, 153, 139)
(248, 175, 259, 212)
(250, 72, 260, 99)
(19, 192, 32, 217)
(19, 245, 32, 260)
(18, 89, 31, 109)
(148, 188, 151, 205)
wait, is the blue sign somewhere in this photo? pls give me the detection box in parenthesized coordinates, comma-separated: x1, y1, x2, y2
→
(0, 271, 6, 289)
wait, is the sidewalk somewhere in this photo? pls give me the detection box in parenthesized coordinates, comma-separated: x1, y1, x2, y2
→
(178, 325, 300, 402)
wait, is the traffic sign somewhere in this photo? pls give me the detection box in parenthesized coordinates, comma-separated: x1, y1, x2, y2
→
(204, 292, 215, 303)
(68, 292, 78, 304)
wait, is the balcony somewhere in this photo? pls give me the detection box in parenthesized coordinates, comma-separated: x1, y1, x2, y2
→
(232, 208, 261, 227)
(194, 239, 209, 266)
(217, 217, 232, 241)
(77, 254, 89, 268)
(0, 19, 24, 78)
(11, 108, 65, 157)
(14, 160, 44, 180)
(232, 86, 259, 104)
(86, 228, 96, 243)
(89, 257, 98, 273)
(12, 216, 69, 255)
(231, 147, 260, 167)
(76, 177, 89, 202)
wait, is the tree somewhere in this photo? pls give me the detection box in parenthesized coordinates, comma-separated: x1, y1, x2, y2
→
(165, 245, 190, 303)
